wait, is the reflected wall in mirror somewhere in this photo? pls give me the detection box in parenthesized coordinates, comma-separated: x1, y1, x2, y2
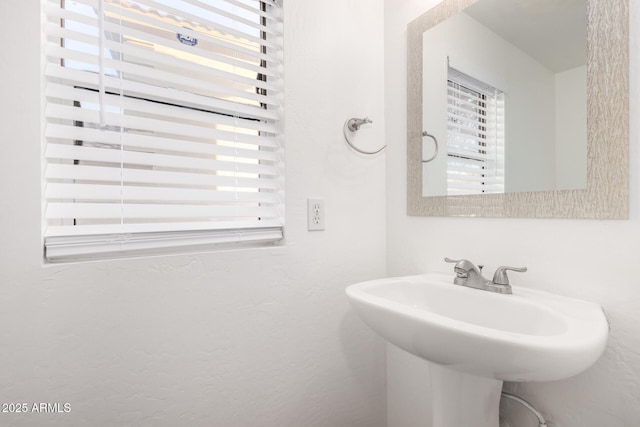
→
(407, 0, 628, 218)
(421, 0, 587, 197)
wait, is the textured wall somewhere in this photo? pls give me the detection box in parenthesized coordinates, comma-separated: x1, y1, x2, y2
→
(0, 1, 387, 426)
(385, 0, 640, 426)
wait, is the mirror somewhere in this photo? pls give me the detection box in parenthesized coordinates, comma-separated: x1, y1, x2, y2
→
(422, 0, 587, 196)
(407, 0, 628, 218)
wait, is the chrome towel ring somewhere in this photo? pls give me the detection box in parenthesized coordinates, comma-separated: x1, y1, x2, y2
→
(422, 131, 438, 163)
(343, 117, 387, 155)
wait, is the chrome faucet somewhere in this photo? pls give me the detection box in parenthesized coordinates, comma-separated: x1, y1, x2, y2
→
(444, 258, 527, 294)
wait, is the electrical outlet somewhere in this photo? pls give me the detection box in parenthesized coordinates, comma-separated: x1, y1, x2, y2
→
(307, 198, 325, 231)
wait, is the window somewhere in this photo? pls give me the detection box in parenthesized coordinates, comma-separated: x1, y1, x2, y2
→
(446, 67, 504, 195)
(43, 0, 284, 261)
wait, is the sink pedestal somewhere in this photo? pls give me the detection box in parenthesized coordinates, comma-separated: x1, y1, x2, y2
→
(429, 363, 503, 427)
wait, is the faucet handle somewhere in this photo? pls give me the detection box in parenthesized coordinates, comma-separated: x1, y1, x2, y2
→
(492, 266, 527, 286)
(444, 258, 481, 279)
(445, 257, 482, 271)
(444, 257, 464, 277)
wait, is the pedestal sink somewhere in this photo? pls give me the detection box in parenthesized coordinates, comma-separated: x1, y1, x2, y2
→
(346, 273, 609, 427)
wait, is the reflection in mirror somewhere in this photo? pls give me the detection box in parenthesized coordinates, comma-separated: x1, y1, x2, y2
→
(421, 0, 587, 197)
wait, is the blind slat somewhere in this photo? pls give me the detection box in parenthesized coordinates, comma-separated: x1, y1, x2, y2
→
(46, 203, 280, 219)
(46, 183, 280, 204)
(45, 164, 281, 190)
(45, 144, 279, 176)
(448, 145, 497, 158)
(447, 131, 489, 144)
(45, 124, 280, 163)
(45, 104, 279, 148)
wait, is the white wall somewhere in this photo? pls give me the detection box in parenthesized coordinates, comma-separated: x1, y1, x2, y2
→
(555, 65, 588, 191)
(386, 1, 640, 426)
(421, 12, 556, 196)
(0, 1, 387, 426)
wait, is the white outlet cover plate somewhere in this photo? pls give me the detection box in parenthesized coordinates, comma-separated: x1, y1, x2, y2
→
(307, 197, 325, 231)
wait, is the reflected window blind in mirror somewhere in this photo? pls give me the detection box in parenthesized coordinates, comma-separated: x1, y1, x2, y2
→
(446, 68, 504, 195)
(43, 0, 284, 261)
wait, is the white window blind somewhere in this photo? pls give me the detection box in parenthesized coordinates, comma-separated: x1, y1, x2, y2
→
(446, 68, 504, 195)
(43, 0, 284, 261)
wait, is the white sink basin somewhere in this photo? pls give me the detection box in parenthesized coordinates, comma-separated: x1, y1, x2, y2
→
(346, 273, 608, 382)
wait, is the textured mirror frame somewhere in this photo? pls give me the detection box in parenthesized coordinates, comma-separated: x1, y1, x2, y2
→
(407, 0, 629, 219)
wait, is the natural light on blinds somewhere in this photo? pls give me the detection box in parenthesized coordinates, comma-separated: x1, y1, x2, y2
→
(43, 0, 284, 261)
